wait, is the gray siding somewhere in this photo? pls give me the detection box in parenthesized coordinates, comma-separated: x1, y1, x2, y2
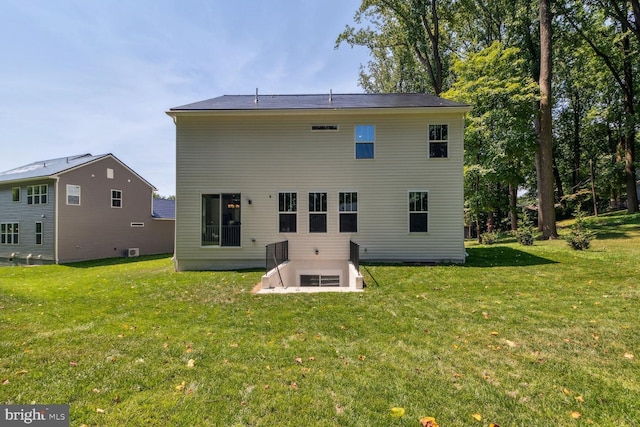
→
(174, 110, 466, 270)
(0, 180, 56, 263)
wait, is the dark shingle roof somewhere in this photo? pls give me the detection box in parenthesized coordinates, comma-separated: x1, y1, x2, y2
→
(152, 198, 175, 219)
(170, 93, 469, 111)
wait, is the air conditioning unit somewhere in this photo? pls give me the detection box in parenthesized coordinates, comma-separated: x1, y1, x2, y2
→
(127, 248, 140, 257)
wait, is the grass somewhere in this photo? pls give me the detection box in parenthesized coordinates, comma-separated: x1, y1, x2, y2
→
(1, 212, 639, 426)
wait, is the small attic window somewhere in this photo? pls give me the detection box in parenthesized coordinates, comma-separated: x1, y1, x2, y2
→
(311, 125, 339, 132)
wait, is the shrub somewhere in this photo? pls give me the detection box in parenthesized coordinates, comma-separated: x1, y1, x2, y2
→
(566, 205, 595, 250)
(480, 231, 499, 245)
(517, 210, 535, 246)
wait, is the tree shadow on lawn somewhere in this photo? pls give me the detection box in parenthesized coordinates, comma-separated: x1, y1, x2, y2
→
(464, 246, 557, 267)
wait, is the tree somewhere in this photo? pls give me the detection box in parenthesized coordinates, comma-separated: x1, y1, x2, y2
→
(560, 0, 639, 213)
(336, 0, 451, 95)
(443, 42, 538, 233)
(536, 0, 558, 238)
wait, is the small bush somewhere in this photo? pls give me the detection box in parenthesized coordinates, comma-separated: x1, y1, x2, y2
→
(566, 205, 594, 250)
(517, 210, 535, 246)
(480, 231, 499, 245)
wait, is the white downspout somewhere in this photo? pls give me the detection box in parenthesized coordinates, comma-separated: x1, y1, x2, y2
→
(54, 176, 59, 264)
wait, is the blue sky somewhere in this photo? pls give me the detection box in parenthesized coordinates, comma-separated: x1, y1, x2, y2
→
(0, 0, 369, 196)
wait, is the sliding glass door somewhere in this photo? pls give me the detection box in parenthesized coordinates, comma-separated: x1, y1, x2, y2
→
(202, 193, 241, 247)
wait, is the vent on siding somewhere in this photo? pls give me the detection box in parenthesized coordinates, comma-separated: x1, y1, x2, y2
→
(130, 222, 145, 227)
(127, 248, 140, 257)
(311, 125, 339, 132)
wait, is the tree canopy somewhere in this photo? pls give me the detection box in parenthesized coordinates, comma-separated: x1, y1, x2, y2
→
(337, 0, 640, 235)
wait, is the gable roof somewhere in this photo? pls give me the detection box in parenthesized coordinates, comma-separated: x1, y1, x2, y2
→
(0, 153, 156, 190)
(169, 93, 470, 112)
(152, 198, 175, 219)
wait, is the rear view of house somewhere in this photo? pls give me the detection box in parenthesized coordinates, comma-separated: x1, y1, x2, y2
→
(0, 153, 174, 264)
(167, 92, 470, 288)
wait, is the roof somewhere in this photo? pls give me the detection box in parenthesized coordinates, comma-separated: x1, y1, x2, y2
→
(152, 198, 175, 219)
(0, 153, 156, 190)
(0, 154, 108, 183)
(169, 93, 470, 112)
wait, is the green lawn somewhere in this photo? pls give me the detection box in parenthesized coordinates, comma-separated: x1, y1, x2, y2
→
(1, 212, 639, 426)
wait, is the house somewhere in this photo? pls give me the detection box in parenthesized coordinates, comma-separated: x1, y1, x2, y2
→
(0, 153, 175, 264)
(167, 92, 470, 289)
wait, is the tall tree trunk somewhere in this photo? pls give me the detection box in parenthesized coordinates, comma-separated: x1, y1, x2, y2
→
(538, 0, 558, 238)
(572, 91, 581, 191)
(508, 183, 518, 231)
(621, 20, 639, 213)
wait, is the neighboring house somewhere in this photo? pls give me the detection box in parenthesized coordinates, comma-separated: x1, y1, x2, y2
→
(167, 92, 470, 289)
(0, 153, 174, 264)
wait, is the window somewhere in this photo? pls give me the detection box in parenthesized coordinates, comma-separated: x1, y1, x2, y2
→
(355, 125, 375, 159)
(1, 223, 19, 244)
(409, 191, 429, 232)
(107, 168, 114, 179)
(27, 184, 47, 205)
(35, 222, 43, 245)
(309, 192, 327, 233)
(429, 124, 448, 158)
(111, 190, 122, 208)
(339, 192, 358, 233)
(279, 192, 297, 233)
(202, 193, 241, 246)
(66, 185, 81, 205)
(12, 187, 20, 203)
(300, 274, 340, 287)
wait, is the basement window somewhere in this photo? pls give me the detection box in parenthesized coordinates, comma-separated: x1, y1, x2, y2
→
(311, 125, 339, 131)
(300, 274, 340, 287)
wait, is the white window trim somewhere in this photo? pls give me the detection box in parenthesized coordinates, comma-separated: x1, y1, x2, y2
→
(0, 222, 20, 245)
(354, 124, 375, 160)
(428, 123, 449, 159)
(12, 187, 20, 203)
(66, 184, 81, 206)
(111, 189, 123, 208)
(408, 190, 430, 233)
(278, 191, 298, 233)
(35, 221, 43, 245)
(308, 191, 328, 233)
(27, 184, 48, 205)
(338, 191, 358, 233)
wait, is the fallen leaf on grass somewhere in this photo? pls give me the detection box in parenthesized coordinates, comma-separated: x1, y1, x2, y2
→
(490, 331, 499, 336)
(419, 416, 439, 426)
(175, 381, 186, 391)
(290, 382, 298, 390)
(96, 408, 105, 414)
(15, 369, 28, 375)
(358, 355, 366, 361)
(2, 379, 9, 385)
(472, 413, 482, 421)
(295, 357, 303, 364)
(482, 311, 490, 319)
(570, 411, 581, 419)
(69, 361, 78, 367)
(575, 395, 584, 403)
(187, 359, 195, 368)
(624, 352, 634, 360)
(390, 407, 405, 418)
